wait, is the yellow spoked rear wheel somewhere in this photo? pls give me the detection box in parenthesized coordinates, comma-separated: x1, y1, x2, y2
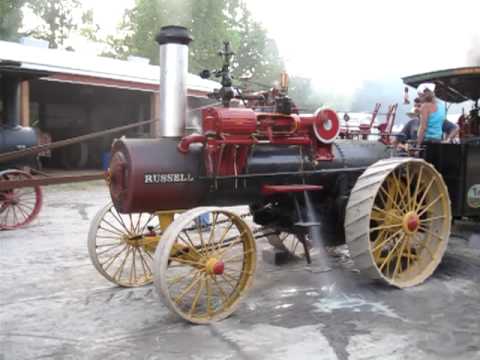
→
(345, 158, 451, 288)
(154, 207, 256, 324)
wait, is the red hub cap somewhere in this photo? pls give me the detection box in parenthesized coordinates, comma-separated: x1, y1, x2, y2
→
(212, 261, 224, 275)
(407, 216, 419, 232)
(403, 211, 420, 233)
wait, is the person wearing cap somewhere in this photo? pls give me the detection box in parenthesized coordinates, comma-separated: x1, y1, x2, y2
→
(416, 82, 445, 145)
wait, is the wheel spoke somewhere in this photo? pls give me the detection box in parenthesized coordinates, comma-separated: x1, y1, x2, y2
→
(139, 213, 157, 234)
(411, 166, 424, 209)
(220, 274, 236, 289)
(14, 204, 29, 223)
(212, 276, 229, 303)
(419, 215, 446, 223)
(134, 212, 143, 234)
(102, 218, 129, 237)
(206, 213, 219, 256)
(217, 231, 246, 258)
(99, 226, 124, 237)
(393, 237, 408, 278)
(113, 246, 131, 281)
(189, 276, 205, 316)
(405, 163, 413, 211)
(169, 257, 203, 266)
(418, 194, 443, 217)
(102, 245, 128, 270)
(130, 247, 137, 284)
(370, 223, 402, 232)
(379, 234, 405, 272)
(391, 170, 409, 212)
(206, 278, 213, 316)
(97, 242, 124, 256)
(222, 248, 255, 262)
(372, 206, 403, 221)
(415, 178, 436, 213)
(137, 246, 152, 277)
(419, 226, 444, 242)
(379, 185, 404, 213)
(372, 228, 403, 253)
(214, 221, 234, 253)
(177, 234, 202, 257)
(16, 202, 34, 211)
(167, 267, 197, 288)
(108, 209, 131, 234)
(175, 272, 202, 305)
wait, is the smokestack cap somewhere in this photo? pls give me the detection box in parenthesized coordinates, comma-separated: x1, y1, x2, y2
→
(155, 26, 192, 46)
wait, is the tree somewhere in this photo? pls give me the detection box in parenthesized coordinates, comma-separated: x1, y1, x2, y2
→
(0, 0, 25, 41)
(225, 1, 283, 90)
(104, 0, 189, 62)
(102, 0, 284, 90)
(288, 76, 323, 111)
(24, 0, 81, 49)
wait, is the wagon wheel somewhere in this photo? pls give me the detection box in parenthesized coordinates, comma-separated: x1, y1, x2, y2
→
(0, 169, 42, 230)
(266, 231, 311, 258)
(345, 158, 451, 288)
(88, 203, 174, 287)
(154, 207, 256, 324)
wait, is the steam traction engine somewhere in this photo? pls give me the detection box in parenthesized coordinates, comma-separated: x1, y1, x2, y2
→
(88, 26, 453, 323)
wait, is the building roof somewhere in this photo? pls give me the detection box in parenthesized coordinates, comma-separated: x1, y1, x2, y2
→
(0, 40, 218, 94)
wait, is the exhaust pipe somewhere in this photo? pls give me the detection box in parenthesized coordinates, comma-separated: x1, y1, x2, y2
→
(155, 25, 192, 138)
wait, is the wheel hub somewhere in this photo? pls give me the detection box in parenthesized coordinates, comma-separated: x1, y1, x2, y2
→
(205, 257, 224, 275)
(403, 211, 420, 234)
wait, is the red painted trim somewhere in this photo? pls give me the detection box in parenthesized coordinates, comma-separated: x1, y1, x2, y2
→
(178, 134, 206, 153)
(261, 184, 323, 196)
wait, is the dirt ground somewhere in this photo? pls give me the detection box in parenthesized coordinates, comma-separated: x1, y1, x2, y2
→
(1, 181, 480, 360)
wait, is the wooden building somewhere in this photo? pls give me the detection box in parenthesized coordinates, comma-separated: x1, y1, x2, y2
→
(0, 39, 217, 168)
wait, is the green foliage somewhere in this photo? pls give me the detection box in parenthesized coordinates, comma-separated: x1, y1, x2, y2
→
(0, 0, 25, 41)
(24, 0, 83, 49)
(103, 0, 284, 90)
(225, 1, 283, 90)
(288, 76, 323, 112)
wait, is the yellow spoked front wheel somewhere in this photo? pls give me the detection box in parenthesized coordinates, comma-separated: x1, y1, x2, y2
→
(345, 158, 451, 288)
(88, 203, 170, 287)
(154, 207, 256, 324)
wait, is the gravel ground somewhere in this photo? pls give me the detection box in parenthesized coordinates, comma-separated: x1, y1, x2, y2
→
(1, 181, 480, 360)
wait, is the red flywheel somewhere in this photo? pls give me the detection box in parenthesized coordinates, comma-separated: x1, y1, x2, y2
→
(313, 108, 340, 143)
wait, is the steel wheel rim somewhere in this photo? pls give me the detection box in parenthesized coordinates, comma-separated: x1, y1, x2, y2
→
(0, 170, 42, 230)
(88, 203, 161, 287)
(155, 208, 256, 324)
(369, 160, 450, 287)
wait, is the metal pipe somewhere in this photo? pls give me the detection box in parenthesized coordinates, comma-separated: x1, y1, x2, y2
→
(1, 75, 21, 128)
(155, 26, 192, 138)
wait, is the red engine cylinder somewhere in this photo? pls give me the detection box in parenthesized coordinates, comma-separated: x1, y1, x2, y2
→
(203, 107, 257, 135)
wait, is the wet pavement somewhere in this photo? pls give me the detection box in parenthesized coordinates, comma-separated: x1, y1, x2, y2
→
(1, 181, 480, 360)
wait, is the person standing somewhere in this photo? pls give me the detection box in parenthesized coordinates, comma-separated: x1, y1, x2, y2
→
(416, 83, 445, 145)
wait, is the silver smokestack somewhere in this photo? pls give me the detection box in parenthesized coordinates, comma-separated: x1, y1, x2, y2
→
(155, 26, 192, 138)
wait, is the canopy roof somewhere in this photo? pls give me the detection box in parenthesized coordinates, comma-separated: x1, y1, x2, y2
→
(402, 67, 480, 103)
